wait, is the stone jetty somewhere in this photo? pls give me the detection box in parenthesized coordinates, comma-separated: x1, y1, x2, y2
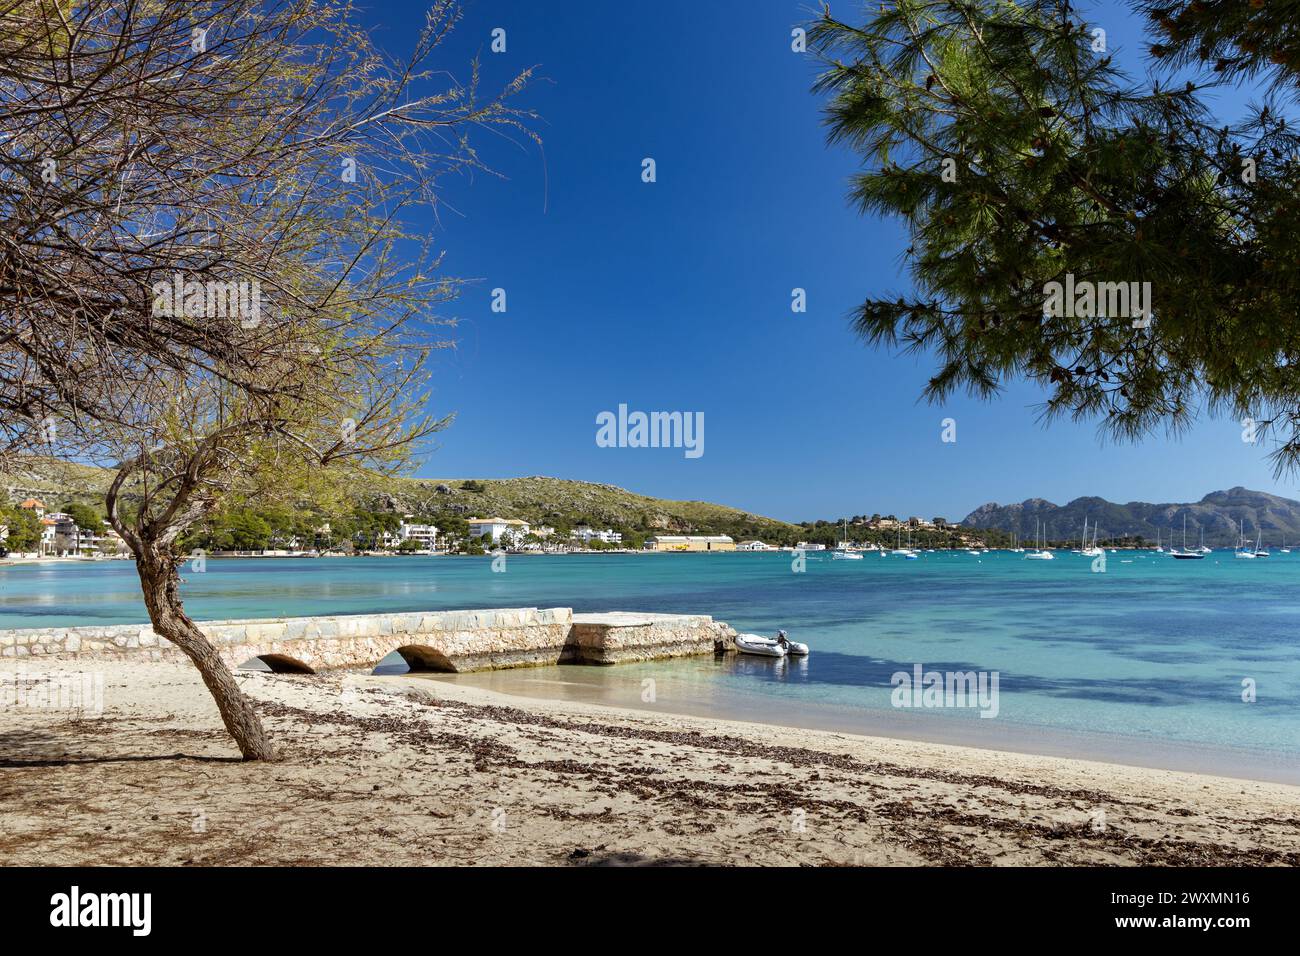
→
(0, 608, 737, 673)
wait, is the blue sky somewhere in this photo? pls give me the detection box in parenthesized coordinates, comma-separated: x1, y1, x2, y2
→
(364, 0, 1295, 523)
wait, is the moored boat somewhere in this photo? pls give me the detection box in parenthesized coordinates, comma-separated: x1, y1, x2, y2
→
(1171, 514, 1204, 558)
(734, 632, 810, 656)
(1025, 517, 1054, 559)
(1254, 531, 1269, 558)
(734, 634, 786, 657)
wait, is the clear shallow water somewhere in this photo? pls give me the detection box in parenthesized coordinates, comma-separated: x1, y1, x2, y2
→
(2, 551, 1298, 779)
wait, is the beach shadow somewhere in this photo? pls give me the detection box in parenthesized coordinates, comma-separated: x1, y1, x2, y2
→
(568, 849, 704, 867)
(0, 752, 243, 768)
(0, 731, 241, 767)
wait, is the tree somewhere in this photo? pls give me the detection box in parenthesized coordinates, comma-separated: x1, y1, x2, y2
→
(436, 514, 470, 550)
(809, 0, 1300, 470)
(1135, 1, 1300, 99)
(227, 511, 274, 551)
(63, 502, 101, 534)
(0, 505, 41, 551)
(1, 1, 535, 760)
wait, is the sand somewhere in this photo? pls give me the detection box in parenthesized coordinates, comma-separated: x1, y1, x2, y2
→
(1, 660, 1298, 866)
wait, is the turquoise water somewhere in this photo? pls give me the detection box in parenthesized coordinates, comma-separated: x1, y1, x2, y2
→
(3, 551, 1298, 777)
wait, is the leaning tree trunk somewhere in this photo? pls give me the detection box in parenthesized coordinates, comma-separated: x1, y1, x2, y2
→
(134, 544, 276, 761)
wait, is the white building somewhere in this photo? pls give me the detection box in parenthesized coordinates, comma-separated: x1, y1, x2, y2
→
(737, 540, 775, 551)
(468, 517, 531, 543)
(645, 535, 735, 552)
(571, 526, 622, 545)
(47, 513, 122, 556)
(398, 521, 438, 549)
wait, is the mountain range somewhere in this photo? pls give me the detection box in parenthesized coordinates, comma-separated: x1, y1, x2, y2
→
(961, 488, 1300, 547)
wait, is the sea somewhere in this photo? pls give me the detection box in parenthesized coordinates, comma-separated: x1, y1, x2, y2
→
(3, 549, 1297, 782)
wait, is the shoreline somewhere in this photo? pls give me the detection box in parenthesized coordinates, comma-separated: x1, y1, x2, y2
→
(2, 660, 1296, 866)
(412, 664, 1300, 787)
(3, 584, 1296, 786)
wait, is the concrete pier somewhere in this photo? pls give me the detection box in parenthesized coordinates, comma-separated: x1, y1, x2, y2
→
(0, 608, 736, 674)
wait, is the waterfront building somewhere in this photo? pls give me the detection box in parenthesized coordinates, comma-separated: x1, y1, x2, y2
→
(645, 535, 735, 552)
(468, 517, 531, 543)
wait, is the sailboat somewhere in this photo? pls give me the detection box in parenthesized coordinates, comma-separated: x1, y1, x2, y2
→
(1025, 518, 1054, 560)
(891, 526, 914, 557)
(1281, 535, 1290, 554)
(832, 519, 863, 559)
(1154, 528, 1164, 553)
(1254, 530, 1269, 558)
(1080, 517, 1103, 557)
(1172, 514, 1205, 559)
(1198, 526, 1211, 554)
(1010, 532, 1025, 554)
(1234, 521, 1256, 559)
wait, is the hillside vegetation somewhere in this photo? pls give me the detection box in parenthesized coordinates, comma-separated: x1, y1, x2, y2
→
(1, 458, 802, 543)
(382, 475, 802, 541)
(12, 455, 1297, 549)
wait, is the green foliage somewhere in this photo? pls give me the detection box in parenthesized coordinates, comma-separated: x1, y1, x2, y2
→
(0, 505, 42, 551)
(810, 0, 1300, 472)
(15, 457, 808, 551)
(1138, 1, 1300, 100)
(439, 515, 470, 538)
(792, 519, 972, 550)
(195, 510, 278, 551)
(62, 502, 102, 532)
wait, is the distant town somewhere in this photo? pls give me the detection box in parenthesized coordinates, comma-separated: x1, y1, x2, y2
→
(12, 474, 1246, 562)
(2, 487, 1008, 560)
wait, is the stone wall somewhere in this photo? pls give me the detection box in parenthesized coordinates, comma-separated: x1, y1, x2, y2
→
(0, 607, 735, 673)
(569, 612, 734, 664)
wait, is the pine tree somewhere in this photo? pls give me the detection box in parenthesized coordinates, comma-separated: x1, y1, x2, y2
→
(810, 0, 1300, 470)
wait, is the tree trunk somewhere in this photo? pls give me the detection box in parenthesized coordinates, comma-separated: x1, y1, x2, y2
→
(134, 545, 276, 761)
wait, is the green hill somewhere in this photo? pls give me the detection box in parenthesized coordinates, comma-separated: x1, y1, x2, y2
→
(378, 475, 799, 541)
(1, 458, 801, 543)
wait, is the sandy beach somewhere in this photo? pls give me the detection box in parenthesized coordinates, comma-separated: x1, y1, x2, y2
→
(2, 660, 1298, 866)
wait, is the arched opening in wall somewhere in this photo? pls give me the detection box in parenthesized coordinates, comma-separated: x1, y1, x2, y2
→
(238, 654, 316, 674)
(385, 645, 456, 674)
(372, 651, 410, 676)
